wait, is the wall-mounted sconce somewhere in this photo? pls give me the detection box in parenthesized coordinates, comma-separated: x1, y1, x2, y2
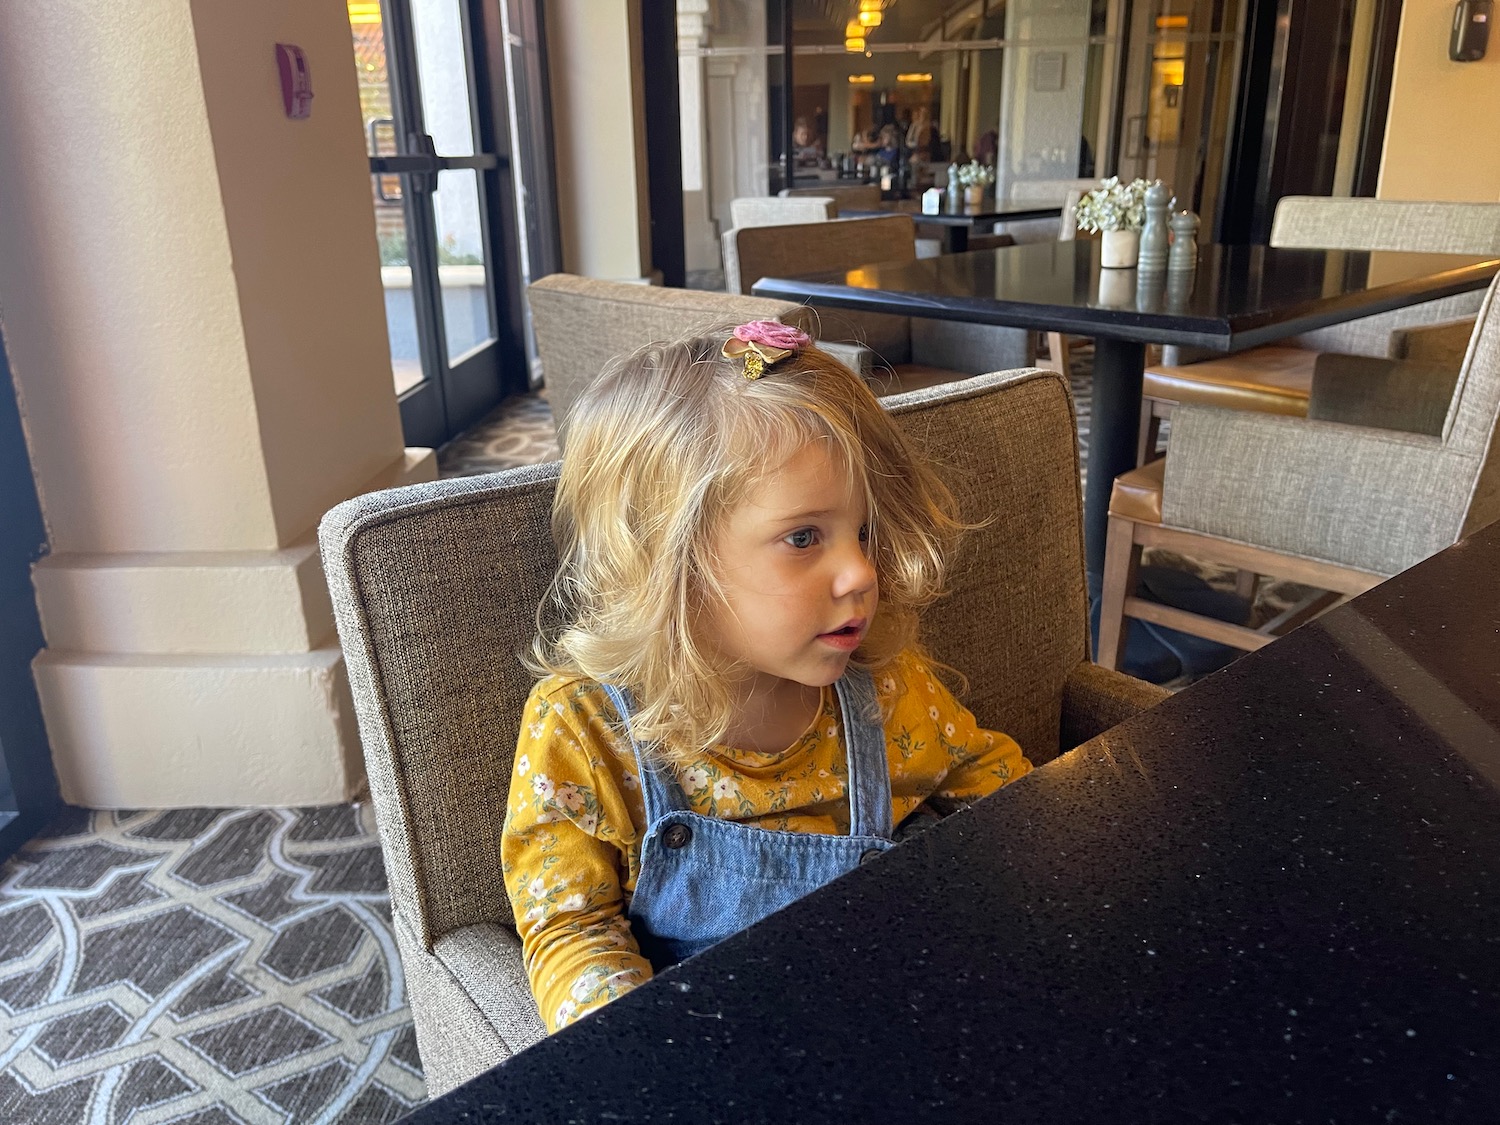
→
(1451, 0, 1491, 61)
(896, 73, 933, 83)
(848, 74, 876, 84)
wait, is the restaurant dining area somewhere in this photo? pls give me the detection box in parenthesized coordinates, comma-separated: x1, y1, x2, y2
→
(0, 0, 1498, 1122)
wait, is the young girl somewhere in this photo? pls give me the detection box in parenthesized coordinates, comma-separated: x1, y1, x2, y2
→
(502, 322, 1031, 1032)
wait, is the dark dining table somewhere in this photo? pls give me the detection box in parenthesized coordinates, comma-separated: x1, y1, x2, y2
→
(841, 196, 1065, 253)
(397, 516, 1500, 1124)
(752, 242, 1500, 592)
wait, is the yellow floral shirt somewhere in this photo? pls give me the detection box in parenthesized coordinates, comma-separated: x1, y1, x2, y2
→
(501, 650, 1031, 1032)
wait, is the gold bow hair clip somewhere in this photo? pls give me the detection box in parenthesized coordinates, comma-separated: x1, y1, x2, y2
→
(721, 321, 812, 379)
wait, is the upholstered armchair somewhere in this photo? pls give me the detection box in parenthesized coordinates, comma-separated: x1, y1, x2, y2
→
(723, 214, 1033, 392)
(1140, 198, 1500, 461)
(527, 274, 861, 447)
(1099, 274, 1500, 666)
(779, 183, 882, 209)
(319, 367, 1170, 1094)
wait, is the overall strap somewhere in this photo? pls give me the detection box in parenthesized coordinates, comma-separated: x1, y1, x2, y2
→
(600, 683, 687, 822)
(834, 666, 895, 840)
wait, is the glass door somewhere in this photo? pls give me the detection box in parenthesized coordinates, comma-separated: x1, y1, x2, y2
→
(349, 0, 513, 446)
(1115, 0, 1246, 239)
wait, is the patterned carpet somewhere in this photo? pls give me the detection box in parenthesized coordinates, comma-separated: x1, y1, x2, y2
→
(0, 806, 422, 1124)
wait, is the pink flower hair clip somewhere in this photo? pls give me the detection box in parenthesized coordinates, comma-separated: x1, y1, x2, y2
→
(721, 320, 812, 380)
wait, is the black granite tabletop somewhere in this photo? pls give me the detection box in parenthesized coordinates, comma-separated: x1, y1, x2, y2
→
(752, 241, 1500, 351)
(401, 519, 1500, 1124)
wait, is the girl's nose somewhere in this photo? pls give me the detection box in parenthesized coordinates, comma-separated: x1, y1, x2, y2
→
(832, 537, 877, 600)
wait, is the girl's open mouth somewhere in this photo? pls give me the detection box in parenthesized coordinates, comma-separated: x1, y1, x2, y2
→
(818, 621, 865, 650)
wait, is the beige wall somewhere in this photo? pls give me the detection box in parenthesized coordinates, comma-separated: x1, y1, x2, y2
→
(546, 0, 654, 281)
(0, 0, 433, 806)
(192, 0, 409, 545)
(1378, 0, 1500, 202)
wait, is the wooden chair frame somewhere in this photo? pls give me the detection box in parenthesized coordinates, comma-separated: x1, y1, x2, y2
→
(1097, 514, 1383, 668)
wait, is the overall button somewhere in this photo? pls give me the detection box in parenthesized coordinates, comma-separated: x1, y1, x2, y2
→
(663, 823, 692, 849)
(859, 848, 883, 865)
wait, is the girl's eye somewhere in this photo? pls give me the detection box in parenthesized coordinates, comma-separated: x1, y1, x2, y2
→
(786, 528, 819, 549)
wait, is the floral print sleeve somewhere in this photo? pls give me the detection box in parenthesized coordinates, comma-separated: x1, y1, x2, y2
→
(501, 679, 653, 1032)
(882, 651, 1032, 811)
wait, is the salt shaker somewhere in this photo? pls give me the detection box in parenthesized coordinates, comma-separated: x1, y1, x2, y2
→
(1137, 181, 1172, 271)
(1169, 210, 1200, 271)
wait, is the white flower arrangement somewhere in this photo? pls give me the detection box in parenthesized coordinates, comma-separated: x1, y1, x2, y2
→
(1073, 176, 1152, 233)
(947, 160, 996, 189)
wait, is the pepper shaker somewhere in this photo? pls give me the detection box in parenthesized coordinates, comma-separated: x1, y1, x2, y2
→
(1137, 181, 1172, 271)
(1169, 210, 1200, 272)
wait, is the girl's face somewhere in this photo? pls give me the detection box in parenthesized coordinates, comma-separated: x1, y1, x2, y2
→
(706, 440, 878, 707)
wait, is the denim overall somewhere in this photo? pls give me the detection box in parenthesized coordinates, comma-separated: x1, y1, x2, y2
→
(602, 667, 896, 969)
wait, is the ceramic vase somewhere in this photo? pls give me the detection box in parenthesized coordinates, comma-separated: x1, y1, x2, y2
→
(1101, 228, 1141, 268)
(964, 185, 985, 205)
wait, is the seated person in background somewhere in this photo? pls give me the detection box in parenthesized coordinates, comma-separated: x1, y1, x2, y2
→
(973, 129, 999, 168)
(502, 322, 1032, 1032)
(906, 107, 935, 162)
(792, 116, 824, 166)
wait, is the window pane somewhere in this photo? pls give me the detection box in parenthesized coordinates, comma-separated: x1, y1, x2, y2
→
(434, 169, 495, 361)
(350, 0, 425, 396)
(410, 0, 476, 157)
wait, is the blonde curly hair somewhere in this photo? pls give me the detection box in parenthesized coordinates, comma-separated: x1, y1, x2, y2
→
(531, 331, 962, 760)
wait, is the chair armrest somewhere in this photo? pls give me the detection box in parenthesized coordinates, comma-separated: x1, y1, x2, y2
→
(1162, 405, 1456, 577)
(1060, 660, 1171, 750)
(433, 922, 546, 1047)
(911, 319, 1033, 373)
(1390, 316, 1476, 369)
(818, 339, 874, 377)
(1308, 354, 1459, 436)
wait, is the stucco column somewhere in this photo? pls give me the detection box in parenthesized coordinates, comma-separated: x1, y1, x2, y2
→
(545, 0, 656, 282)
(0, 0, 434, 806)
(996, 0, 1092, 200)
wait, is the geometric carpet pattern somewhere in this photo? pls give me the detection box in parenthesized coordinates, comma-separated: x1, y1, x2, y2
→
(437, 390, 559, 478)
(0, 805, 423, 1125)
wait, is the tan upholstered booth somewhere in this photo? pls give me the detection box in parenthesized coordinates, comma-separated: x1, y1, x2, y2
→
(1099, 274, 1500, 666)
(526, 274, 871, 447)
(723, 214, 1033, 392)
(320, 368, 1170, 1094)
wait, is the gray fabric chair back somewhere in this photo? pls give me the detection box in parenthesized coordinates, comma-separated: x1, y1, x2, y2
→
(780, 183, 882, 210)
(318, 367, 1085, 958)
(1270, 198, 1500, 252)
(1453, 276, 1500, 536)
(729, 196, 837, 228)
(527, 273, 806, 444)
(999, 179, 1092, 244)
(1270, 197, 1500, 357)
(724, 214, 918, 364)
